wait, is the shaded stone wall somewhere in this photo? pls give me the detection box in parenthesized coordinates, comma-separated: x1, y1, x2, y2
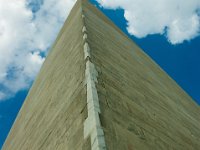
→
(83, 2, 200, 150)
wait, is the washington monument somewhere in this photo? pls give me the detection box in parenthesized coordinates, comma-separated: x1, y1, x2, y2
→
(3, 0, 200, 149)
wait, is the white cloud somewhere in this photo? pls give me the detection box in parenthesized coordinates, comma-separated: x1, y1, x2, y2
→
(1, 0, 199, 101)
(0, 92, 6, 100)
(0, 0, 76, 100)
(97, 0, 200, 44)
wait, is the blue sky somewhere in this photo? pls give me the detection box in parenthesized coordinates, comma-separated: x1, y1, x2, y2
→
(0, 0, 200, 148)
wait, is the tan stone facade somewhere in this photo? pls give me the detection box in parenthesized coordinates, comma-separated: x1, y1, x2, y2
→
(3, 0, 200, 149)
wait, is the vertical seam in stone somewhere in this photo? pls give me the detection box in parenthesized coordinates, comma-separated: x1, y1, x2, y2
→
(81, 8, 106, 150)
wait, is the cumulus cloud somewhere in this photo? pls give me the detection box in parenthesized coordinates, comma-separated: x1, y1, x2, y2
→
(97, 0, 200, 44)
(0, 92, 6, 100)
(0, 0, 76, 100)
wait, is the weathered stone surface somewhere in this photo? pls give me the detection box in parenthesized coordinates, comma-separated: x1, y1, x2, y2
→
(3, 0, 200, 150)
(82, 1, 200, 150)
(3, 1, 89, 149)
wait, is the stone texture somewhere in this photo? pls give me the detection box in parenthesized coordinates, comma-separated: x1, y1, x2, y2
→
(3, 0, 200, 150)
(3, 1, 89, 149)
(82, 1, 200, 150)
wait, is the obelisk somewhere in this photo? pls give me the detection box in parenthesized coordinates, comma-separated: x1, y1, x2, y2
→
(3, 0, 200, 149)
